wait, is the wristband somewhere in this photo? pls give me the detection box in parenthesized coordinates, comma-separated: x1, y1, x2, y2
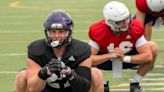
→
(38, 67, 50, 80)
(123, 56, 131, 63)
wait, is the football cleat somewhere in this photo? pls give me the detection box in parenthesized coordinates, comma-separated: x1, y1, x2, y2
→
(104, 80, 110, 92)
(130, 82, 144, 92)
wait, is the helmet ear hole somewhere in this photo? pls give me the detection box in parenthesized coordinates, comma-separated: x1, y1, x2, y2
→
(103, 1, 131, 32)
(44, 10, 74, 48)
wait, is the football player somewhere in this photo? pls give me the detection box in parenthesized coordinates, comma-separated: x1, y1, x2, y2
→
(88, 1, 158, 92)
(136, 0, 164, 41)
(136, 0, 163, 67)
(15, 10, 104, 92)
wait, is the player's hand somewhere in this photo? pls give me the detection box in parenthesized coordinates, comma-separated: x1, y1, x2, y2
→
(47, 58, 63, 73)
(114, 47, 124, 61)
(110, 52, 119, 59)
(38, 58, 63, 80)
(60, 66, 72, 76)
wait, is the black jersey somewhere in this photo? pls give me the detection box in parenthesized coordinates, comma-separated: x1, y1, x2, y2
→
(28, 39, 91, 90)
(28, 39, 91, 69)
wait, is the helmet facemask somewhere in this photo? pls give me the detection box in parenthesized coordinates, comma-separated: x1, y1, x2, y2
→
(45, 28, 72, 48)
(106, 16, 131, 32)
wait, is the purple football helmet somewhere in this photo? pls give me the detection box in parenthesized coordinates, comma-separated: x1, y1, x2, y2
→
(44, 10, 74, 48)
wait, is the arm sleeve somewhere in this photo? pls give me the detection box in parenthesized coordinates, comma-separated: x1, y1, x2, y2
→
(68, 66, 91, 92)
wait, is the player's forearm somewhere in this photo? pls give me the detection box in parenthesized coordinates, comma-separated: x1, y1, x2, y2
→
(91, 53, 116, 66)
(136, 9, 145, 23)
(27, 75, 46, 92)
(144, 22, 153, 41)
(130, 53, 152, 64)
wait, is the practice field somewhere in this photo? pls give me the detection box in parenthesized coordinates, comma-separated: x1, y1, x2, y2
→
(0, 0, 164, 92)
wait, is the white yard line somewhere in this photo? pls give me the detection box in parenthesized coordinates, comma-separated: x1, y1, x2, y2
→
(0, 31, 40, 33)
(111, 88, 164, 91)
(0, 71, 17, 74)
(142, 78, 164, 81)
(111, 82, 164, 88)
(0, 30, 88, 33)
(155, 65, 164, 68)
(0, 53, 26, 56)
(147, 73, 164, 76)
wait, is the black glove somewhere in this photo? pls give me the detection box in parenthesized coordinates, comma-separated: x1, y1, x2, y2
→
(38, 58, 63, 80)
(48, 58, 63, 73)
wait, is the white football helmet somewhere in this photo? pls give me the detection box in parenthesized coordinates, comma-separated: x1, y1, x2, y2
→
(146, 0, 164, 12)
(103, 1, 130, 32)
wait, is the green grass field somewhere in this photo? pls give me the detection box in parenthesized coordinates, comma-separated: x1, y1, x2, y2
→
(0, 0, 164, 92)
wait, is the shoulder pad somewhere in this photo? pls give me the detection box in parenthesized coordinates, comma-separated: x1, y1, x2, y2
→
(28, 39, 48, 56)
(70, 39, 91, 56)
(89, 20, 110, 42)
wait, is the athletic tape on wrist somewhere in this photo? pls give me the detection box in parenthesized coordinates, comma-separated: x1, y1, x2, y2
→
(123, 56, 131, 63)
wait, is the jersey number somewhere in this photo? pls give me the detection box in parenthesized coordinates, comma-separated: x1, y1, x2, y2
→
(107, 41, 133, 54)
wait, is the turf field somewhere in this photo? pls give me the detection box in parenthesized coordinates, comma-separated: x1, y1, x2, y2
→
(0, 0, 164, 92)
